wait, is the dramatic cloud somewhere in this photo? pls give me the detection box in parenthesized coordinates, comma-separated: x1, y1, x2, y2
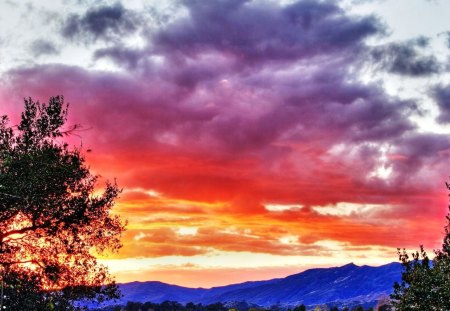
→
(153, 0, 382, 63)
(433, 83, 450, 123)
(371, 37, 442, 77)
(62, 3, 140, 43)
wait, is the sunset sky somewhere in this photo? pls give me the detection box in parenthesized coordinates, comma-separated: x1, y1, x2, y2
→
(1, 0, 450, 288)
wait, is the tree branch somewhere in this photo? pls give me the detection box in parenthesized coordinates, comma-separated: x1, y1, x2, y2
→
(1, 225, 37, 240)
(0, 259, 44, 269)
(0, 192, 22, 199)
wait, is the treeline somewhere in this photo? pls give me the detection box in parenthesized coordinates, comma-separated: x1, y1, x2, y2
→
(91, 301, 228, 311)
(90, 301, 387, 311)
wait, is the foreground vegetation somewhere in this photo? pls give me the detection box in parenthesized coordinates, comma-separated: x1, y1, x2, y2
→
(0, 97, 125, 310)
(389, 182, 450, 310)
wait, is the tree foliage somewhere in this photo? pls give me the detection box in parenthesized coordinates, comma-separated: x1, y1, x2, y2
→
(390, 182, 450, 310)
(0, 96, 125, 310)
(292, 305, 306, 311)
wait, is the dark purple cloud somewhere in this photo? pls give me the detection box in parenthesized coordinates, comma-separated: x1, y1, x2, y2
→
(371, 37, 442, 77)
(89, 0, 412, 153)
(62, 3, 140, 43)
(6, 0, 417, 160)
(276, 66, 415, 143)
(433, 83, 450, 123)
(153, 0, 382, 63)
(95, 0, 383, 71)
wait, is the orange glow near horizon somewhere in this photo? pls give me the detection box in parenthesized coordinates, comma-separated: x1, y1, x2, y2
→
(90, 147, 448, 287)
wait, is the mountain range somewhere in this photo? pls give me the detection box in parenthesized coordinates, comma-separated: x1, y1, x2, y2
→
(101, 262, 403, 308)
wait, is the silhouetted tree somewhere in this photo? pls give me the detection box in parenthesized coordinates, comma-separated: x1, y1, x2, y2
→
(125, 301, 144, 311)
(293, 305, 307, 311)
(0, 96, 125, 310)
(206, 302, 227, 311)
(390, 182, 450, 310)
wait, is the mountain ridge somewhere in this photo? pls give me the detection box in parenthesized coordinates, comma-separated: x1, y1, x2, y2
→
(103, 262, 403, 308)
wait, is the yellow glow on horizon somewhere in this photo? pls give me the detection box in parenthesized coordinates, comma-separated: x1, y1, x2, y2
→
(100, 246, 400, 287)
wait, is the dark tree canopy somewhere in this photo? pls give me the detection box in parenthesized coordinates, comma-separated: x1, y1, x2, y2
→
(0, 96, 125, 310)
(292, 305, 306, 311)
(390, 182, 450, 310)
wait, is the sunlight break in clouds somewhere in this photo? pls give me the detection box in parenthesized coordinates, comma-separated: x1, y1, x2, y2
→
(312, 202, 391, 217)
(265, 204, 304, 212)
(1, 0, 450, 286)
